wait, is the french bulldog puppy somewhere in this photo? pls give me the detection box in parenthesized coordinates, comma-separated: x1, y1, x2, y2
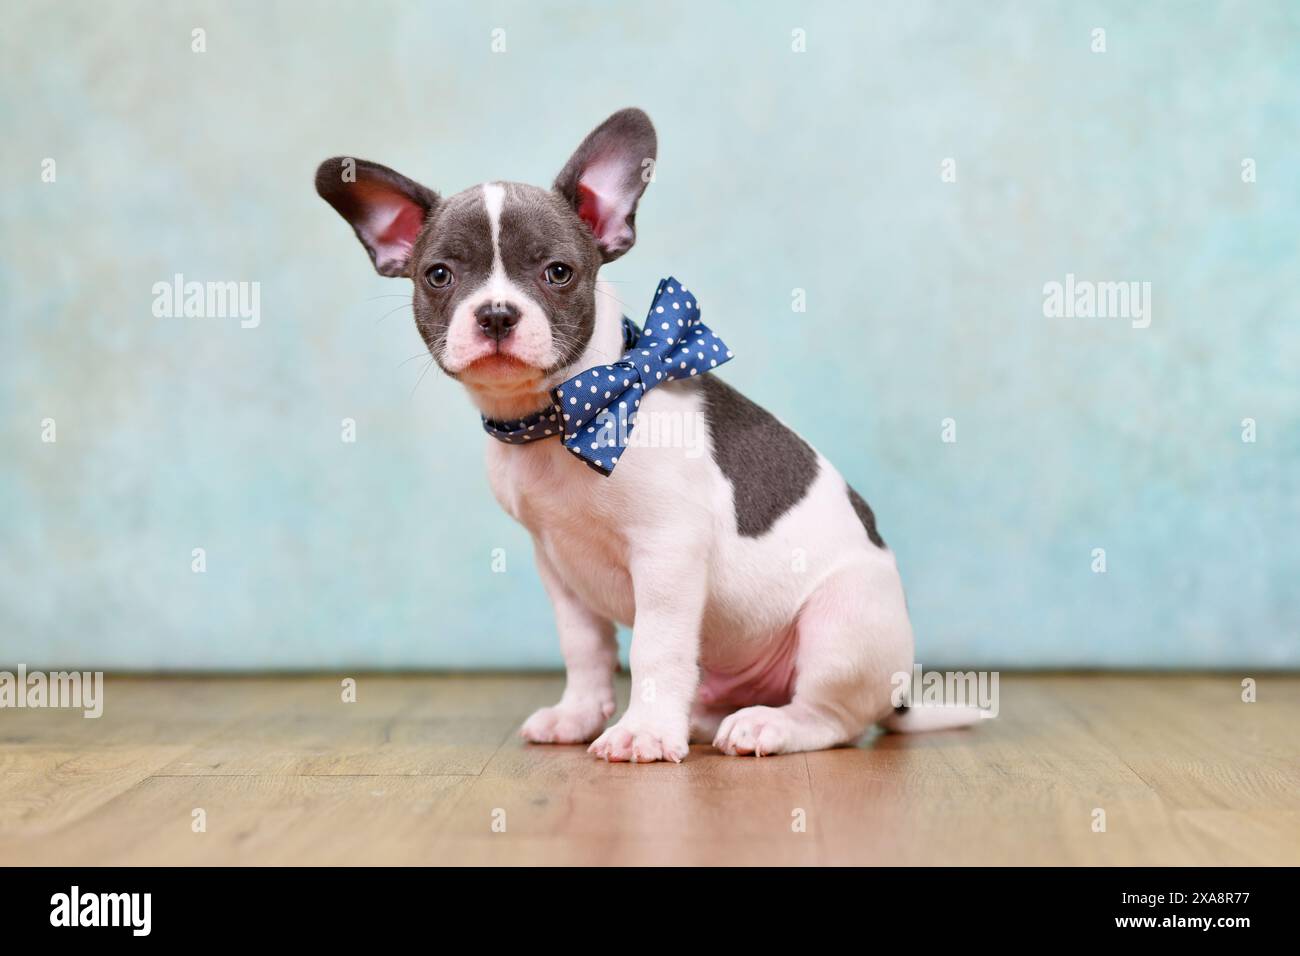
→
(316, 108, 978, 762)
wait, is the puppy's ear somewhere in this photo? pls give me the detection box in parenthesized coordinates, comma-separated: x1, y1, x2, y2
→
(554, 108, 657, 262)
(315, 157, 439, 277)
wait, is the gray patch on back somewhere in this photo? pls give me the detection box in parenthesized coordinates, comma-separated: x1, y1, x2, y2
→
(847, 485, 885, 548)
(697, 377, 819, 537)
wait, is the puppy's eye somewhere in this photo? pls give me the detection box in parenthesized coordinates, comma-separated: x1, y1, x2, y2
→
(425, 264, 454, 289)
(544, 262, 573, 286)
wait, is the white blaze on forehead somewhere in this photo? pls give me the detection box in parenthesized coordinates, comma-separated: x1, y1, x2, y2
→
(478, 183, 524, 311)
(483, 182, 506, 263)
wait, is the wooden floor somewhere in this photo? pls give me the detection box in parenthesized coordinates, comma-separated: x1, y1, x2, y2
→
(1, 674, 1297, 866)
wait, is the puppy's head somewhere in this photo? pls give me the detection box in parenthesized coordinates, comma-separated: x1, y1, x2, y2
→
(315, 108, 656, 413)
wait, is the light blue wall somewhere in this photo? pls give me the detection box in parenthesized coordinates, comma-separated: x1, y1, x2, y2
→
(2, 1, 1297, 670)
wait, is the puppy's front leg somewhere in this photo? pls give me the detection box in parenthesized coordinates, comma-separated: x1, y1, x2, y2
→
(589, 536, 706, 763)
(520, 544, 618, 745)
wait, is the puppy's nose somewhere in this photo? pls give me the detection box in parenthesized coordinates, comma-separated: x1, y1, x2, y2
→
(475, 301, 521, 342)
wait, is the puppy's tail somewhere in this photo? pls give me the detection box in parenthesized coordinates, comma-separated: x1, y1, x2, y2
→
(880, 704, 985, 733)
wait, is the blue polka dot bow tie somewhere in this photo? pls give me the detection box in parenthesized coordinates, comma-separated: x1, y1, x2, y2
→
(481, 277, 734, 475)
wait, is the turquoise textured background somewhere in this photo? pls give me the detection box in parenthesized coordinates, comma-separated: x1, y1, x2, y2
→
(2, 1, 1297, 669)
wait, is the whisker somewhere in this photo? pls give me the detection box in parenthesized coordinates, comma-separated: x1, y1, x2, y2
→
(411, 357, 436, 397)
(397, 350, 431, 369)
(550, 325, 623, 367)
(374, 302, 414, 325)
(579, 343, 623, 363)
(595, 287, 634, 312)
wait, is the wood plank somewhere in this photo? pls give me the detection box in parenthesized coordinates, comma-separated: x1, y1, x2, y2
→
(431, 739, 819, 865)
(804, 676, 1299, 865)
(150, 675, 540, 777)
(0, 775, 473, 866)
(0, 677, 284, 841)
(0, 674, 1295, 865)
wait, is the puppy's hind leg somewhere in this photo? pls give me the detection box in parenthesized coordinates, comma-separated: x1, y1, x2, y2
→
(714, 559, 913, 756)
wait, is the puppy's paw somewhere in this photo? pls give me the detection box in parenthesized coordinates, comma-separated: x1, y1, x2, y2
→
(520, 699, 614, 745)
(713, 706, 792, 756)
(588, 719, 689, 764)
